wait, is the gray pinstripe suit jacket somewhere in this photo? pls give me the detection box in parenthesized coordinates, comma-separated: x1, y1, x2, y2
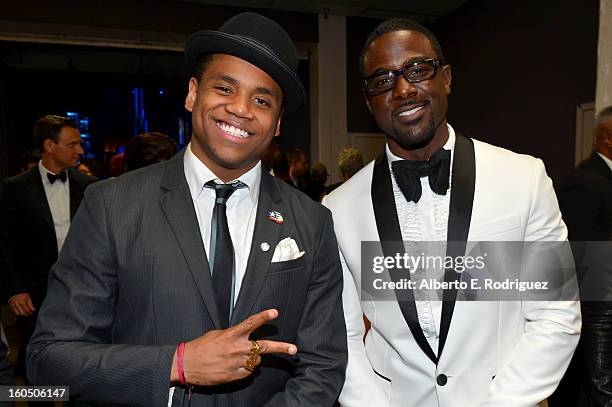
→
(26, 150, 347, 406)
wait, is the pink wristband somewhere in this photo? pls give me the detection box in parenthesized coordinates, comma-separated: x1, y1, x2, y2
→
(177, 342, 187, 386)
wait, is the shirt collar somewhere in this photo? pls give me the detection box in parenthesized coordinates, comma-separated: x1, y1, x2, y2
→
(38, 161, 68, 185)
(597, 152, 612, 173)
(183, 142, 261, 203)
(386, 123, 456, 163)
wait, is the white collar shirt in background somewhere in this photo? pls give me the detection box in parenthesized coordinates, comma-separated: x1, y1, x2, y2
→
(171, 143, 261, 406)
(38, 161, 71, 252)
(183, 143, 261, 305)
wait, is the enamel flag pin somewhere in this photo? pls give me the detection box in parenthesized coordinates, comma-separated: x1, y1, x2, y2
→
(267, 211, 284, 224)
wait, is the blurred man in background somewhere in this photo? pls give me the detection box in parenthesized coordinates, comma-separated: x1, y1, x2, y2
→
(307, 161, 329, 201)
(327, 147, 364, 194)
(552, 105, 612, 407)
(18, 150, 42, 174)
(287, 147, 309, 190)
(0, 115, 97, 390)
(123, 132, 177, 172)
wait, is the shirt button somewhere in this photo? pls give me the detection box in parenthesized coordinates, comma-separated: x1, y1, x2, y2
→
(437, 374, 448, 386)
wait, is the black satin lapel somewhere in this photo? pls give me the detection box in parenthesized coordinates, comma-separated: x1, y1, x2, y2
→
(438, 134, 475, 359)
(372, 153, 438, 364)
(159, 165, 222, 329)
(230, 172, 282, 326)
(26, 167, 54, 231)
(68, 171, 85, 219)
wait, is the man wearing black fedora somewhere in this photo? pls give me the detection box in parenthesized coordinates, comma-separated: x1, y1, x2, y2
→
(27, 12, 347, 407)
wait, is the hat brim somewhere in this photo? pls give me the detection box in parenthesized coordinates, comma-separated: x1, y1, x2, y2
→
(186, 31, 305, 116)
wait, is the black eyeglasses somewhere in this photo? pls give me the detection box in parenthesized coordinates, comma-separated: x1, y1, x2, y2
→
(363, 58, 444, 95)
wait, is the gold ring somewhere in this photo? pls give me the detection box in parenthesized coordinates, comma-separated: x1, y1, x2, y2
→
(250, 340, 261, 356)
(244, 355, 257, 372)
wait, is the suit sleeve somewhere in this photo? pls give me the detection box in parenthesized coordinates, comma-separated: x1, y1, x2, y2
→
(26, 185, 176, 407)
(263, 210, 348, 407)
(476, 159, 581, 407)
(337, 250, 392, 407)
(0, 180, 26, 299)
(320, 195, 391, 407)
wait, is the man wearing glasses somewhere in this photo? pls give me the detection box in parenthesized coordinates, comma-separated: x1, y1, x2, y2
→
(324, 18, 580, 406)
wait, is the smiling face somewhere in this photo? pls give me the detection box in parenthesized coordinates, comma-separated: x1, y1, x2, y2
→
(185, 54, 283, 181)
(363, 30, 452, 160)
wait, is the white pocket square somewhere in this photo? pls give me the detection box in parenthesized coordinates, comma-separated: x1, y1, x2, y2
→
(271, 237, 305, 263)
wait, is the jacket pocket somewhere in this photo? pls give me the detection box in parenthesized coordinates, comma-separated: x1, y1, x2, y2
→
(268, 256, 306, 274)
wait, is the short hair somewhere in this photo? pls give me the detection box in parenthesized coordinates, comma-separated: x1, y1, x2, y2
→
(595, 105, 612, 137)
(310, 161, 328, 183)
(33, 115, 78, 151)
(338, 148, 364, 179)
(286, 148, 307, 165)
(19, 149, 42, 170)
(194, 54, 215, 81)
(124, 132, 177, 172)
(359, 18, 446, 77)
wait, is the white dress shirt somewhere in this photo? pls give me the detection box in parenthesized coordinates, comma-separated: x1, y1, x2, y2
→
(183, 143, 260, 305)
(385, 124, 456, 353)
(38, 161, 71, 252)
(169, 144, 261, 405)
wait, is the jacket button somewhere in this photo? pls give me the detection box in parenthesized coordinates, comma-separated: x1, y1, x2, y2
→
(437, 374, 448, 386)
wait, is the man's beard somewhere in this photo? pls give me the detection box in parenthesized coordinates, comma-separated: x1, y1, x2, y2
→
(390, 112, 439, 151)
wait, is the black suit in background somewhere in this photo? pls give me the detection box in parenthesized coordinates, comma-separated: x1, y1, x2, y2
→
(551, 153, 612, 407)
(0, 165, 96, 386)
(1, 166, 97, 304)
(559, 153, 612, 242)
(26, 151, 347, 406)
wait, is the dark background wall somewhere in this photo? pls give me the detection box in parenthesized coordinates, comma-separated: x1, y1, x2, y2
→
(433, 0, 599, 185)
(0, 0, 601, 182)
(347, 0, 599, 185)
(346, 16, 385, 133)
(0, 1, 316, 178)
(0, 0, 318, 44)
(0, 45, 189, 176)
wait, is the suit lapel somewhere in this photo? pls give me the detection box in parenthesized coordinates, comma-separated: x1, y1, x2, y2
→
(231, 171, 283, 325)
(158, 151, 222, 329)
(371, 153, 438, 364)
(438, 134, 475, 360)
(25, 166, 54, 231)
(68, 170, 85, 219)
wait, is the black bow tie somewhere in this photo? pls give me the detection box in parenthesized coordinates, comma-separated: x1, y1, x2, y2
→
(391, 149, 451, 203)
(47, 171, 67, 184)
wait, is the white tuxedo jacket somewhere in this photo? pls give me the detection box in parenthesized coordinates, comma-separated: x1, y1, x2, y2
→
(323, 132, 580, 407)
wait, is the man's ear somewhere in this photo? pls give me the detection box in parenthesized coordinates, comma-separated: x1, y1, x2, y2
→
(274, 109, 283, 137)
(43, 138, 55, 154)
(185, 77, 198, 112)
(443, 65, 452, 95)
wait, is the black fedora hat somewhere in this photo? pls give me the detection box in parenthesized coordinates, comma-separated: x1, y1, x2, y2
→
(185, 12, 305, 116)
